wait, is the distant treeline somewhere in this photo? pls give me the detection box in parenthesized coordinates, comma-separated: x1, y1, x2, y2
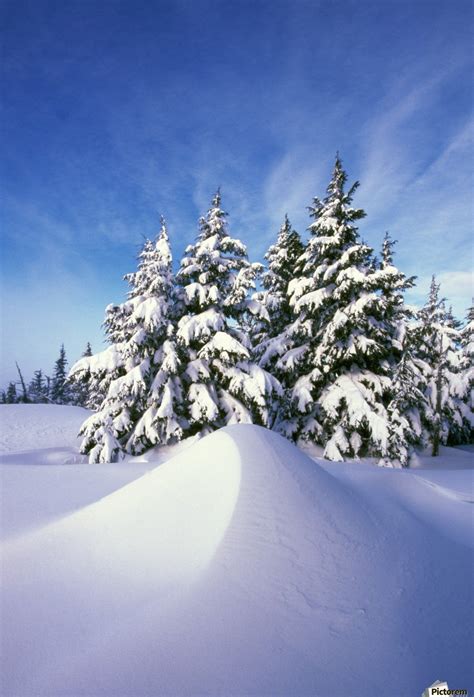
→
(1, 343, 92, 407)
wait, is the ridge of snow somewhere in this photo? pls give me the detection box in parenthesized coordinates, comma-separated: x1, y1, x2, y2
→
(0, 407, 472, 696)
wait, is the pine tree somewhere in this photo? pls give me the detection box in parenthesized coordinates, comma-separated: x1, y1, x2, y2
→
(125, 220, 186, 454)
(5, 382, 18, 403)
(415, 277, 469, 455)
(28, 370, 48, 403)
(74, 218, 183, 462)
(383, 324, 426, 466)
(253, 215, 304, 377)
(281, 156, 396, 461)
(50, 345, 70, 404)
(458, 305, 474, 442)
(372, 233, 421, 466)
(69, 344, 94, 407)
(176, 191, 280, 435)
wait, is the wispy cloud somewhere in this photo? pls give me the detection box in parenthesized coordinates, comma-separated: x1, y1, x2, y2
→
(357, 55, 469, 219)
(2, 0, 472, 384)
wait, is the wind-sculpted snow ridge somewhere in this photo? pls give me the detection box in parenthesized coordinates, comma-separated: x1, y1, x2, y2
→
(1, 424, 473, 696)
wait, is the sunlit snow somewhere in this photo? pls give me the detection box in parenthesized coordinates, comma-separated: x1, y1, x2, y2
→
(0, 404, 472, 696)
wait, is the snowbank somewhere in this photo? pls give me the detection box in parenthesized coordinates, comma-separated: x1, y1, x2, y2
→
(0, 403, 88, 453)
(0, 407, 472, 696)
(0, 404, 155, 539)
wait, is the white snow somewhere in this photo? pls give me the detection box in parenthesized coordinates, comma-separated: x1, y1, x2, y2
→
(69, 343, 124, 376)
(1, 405, 473, 696)
(198, 330, 250, 360)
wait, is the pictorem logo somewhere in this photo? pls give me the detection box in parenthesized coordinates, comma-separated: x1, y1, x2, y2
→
(423, 680, 468, 696)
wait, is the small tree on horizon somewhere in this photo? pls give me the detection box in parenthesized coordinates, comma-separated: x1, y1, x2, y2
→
(5, 382, 18, 404)
(50, 345, 70, 404)
(28, 369, 48, 403)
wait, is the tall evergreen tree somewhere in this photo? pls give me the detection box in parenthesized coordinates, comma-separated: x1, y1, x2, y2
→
(415, 277, 470, 454)
(371, 233, 421, 466)
(125, 220, 186, 454)
(458, 305, 474, 442)
(73, 218, 183, 462)
(280, 156, 397, 461)
(253, 215, 304, 376)
(176, 191, 280, 435)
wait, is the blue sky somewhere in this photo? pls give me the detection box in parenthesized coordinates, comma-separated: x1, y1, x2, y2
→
(1, 0, 473, 385)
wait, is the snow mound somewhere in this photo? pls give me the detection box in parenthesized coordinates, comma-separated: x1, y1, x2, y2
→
(1, 423, 473, 696)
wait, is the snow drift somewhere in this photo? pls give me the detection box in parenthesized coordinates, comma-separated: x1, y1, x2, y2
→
(1, 413, 473, 696)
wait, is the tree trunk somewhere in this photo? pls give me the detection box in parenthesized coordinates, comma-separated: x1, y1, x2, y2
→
(431, 362, 443, 457)
(15, 362, 29, 403)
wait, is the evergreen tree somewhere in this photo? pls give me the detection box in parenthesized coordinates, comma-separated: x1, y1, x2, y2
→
(5, 382, 17, 403)
(28, 370, 48, 403)
(125, 221, 186, 454)
(253, 215, 304, 377)
(50, 345, 69, 404)
(176, 191, 280, 435)
(74, 218, 183, 462)
(281, 156, 397, 461)
(69, 344, 94, 407)
(458, 305, 474, 442)
(415, 277, 470, 454)
(372, 233, 421, 466)
(383, 324, 426, 466)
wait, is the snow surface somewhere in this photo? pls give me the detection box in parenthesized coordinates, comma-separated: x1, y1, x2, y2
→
(0, 405, 473, 696)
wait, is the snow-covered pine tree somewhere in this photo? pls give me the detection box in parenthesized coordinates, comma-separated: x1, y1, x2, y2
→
(415, 277, 471, 454)
(28, 369, 48, 403)
(253, 215, 304, 374)
(73, 218, 182, 462)
(50, 345, 70, 404)
(176, 191, 280, 434)
(459, 304, 474, 442)
(125, 222, 186, 454)
(371, 233, 422, 466)
(68, 343, 94, 407)
(384, 332, 427, 466)
(282, 156, 396, 461)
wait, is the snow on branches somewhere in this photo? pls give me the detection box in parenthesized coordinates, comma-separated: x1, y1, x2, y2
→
(66, 161, 471, 465)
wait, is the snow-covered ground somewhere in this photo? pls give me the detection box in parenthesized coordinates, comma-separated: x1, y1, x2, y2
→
(0, 405, 472, 696)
